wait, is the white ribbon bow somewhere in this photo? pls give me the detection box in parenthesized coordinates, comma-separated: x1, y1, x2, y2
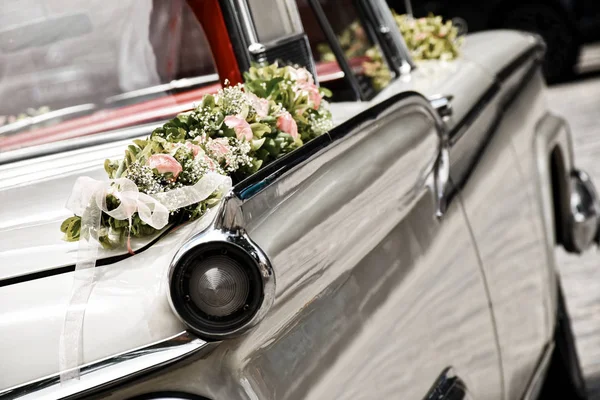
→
(59, 172, 231, 382)
(66, 177, 169, 231)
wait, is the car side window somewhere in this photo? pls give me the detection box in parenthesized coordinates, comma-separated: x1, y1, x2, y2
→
(149, 0, 217, 81)
(0, 0, 218, 133)
(297, 0, 395, 101)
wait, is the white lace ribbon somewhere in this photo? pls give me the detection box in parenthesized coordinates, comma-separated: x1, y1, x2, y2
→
(59, 172, 231, 381)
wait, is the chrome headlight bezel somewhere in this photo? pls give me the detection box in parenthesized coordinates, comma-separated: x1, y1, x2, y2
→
(168, 229, 275, 340)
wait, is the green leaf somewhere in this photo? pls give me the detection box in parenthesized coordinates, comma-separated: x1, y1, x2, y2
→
(251, 159, 263, 173)
(60, 216, 79, 233)
(259, 115, 276, 124)
(61, 216, 81, 242)
(115, 158, 127, 178)
(250, 123, 271, 138)
(221, 126, 236, 138)
(265, 77, 284, 96)
(164, 126, 186, 142)
(151, 126, 166, 139)
(262, 138, 279, 156)
(105, 193, 121, 211)
(251, 137, 266, 151)
(113, 218, 129, 229)
(205, 197, 221, 207)
(319, 87, 333, 98)
(245, 80, 267, 98)
(174, 113, 191, 128)
(240, 104, 250, 120)
(98, 235, 114, 249)
(133, 139, 148, 149)
(124, 145, 138, 167)
(256, 148, 271, 160)
(104, 159, 119, 178)
(127, 144, 139, 157)
(202, 94, 216, 109)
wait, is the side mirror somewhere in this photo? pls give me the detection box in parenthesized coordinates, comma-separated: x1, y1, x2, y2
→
(0, 13, 92, 53)
(566, 169, 600, 253)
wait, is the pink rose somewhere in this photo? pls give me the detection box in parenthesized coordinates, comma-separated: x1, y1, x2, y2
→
(277, 111, 299, 139)
(147, 154, 183, 179)
(355, 26, 366, 40)
(246, 92, 270, 118)
(202, 155, 218, 171)
(299, 81, 322, 109)
(415, 32, 428, 41)
(224, 115, 253, 141)
(207, 138, 231, 157)
(291, 67, 314, 84)
(185, 142, 201, 157)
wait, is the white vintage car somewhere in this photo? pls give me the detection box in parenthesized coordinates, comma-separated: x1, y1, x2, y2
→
(0, 0, 598, 399)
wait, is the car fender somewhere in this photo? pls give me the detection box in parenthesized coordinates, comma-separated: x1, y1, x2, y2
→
(533, 112, 575, 330)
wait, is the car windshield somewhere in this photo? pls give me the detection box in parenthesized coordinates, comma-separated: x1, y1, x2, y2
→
(0, 0, 219, 152)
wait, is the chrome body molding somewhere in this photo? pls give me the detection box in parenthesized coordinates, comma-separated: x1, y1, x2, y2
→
(0, 331, 216, 400)
(0, 121, 166, 166)
(0, 104, 97, 137)
(522, 343, 555, 400)
(105, 74, 219, 105)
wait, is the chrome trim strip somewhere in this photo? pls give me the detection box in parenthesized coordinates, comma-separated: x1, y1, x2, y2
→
(0, 104, 97, 137)
(0, 331, 217, 400)
(236, 0, 265, 56)
(522, 342, 555, 400)
(0, 121, 167, 166)
(370, 0, 415, 72)
(233, 91, 443, 200)
(105, 75, 219, 104)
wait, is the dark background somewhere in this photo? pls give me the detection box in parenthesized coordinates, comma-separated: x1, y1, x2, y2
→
(386, 0, 600, 83)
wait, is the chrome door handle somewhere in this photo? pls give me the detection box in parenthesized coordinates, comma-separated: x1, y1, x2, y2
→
(435, 142, 450, 218)
(425, 368, 469, 400)
(429, 94, 452, 218)
(429, 94, 454, 119)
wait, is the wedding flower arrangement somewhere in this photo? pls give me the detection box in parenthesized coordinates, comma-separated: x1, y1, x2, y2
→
(61, 63, 333, 249)
(395, 13, 463, 62)
(318, 11, 465, 90)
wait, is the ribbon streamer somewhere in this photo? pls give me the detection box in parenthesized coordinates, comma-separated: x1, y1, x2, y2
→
(59, 172, 231, 382)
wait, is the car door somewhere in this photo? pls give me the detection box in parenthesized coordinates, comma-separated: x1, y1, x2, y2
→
(448, 34, 554, 400)
(226, 89, 502, 399)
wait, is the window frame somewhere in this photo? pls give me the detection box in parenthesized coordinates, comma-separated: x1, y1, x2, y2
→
(306, 0, 415, 101)
(220, 0, 319, 79)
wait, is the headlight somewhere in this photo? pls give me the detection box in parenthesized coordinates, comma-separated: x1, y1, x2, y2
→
(168, 230, 275, 340)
